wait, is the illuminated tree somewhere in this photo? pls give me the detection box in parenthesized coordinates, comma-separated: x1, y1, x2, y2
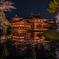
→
(0, 0, 16, 20)
(0, 0, 16, 35)
(0, 0, 16, 11)
(47, 0, 59, 14)
(47, 0, 59, 24)
(0, 0, 16, 57)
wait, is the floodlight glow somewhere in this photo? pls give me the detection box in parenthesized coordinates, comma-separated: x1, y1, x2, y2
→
(55, 14, 59, 29)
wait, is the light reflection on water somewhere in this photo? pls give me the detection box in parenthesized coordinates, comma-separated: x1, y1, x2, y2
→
(7, 32, 59, 59)
(10, 32, 46, 45)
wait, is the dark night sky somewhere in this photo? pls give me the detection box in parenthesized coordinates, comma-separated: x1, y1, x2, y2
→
(5, 0, 57, 20)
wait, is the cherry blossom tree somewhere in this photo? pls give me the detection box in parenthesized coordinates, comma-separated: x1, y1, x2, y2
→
(0, 0, 16, 20)
(47, 0, 59, 24)
(0, 0, 16, 11)
(0, 0, 16, 57)
(0, 0, 16, 35)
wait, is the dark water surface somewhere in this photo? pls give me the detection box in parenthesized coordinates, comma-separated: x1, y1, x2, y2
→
(4, 32, 59, 59)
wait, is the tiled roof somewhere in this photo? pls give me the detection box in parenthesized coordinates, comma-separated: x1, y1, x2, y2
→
(31, 14, 43, 19)
(12, 19, 23, 23)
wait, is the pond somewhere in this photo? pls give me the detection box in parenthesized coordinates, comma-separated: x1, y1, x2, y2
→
(56, 25, 59, 29)
(4, 32, 59, 59)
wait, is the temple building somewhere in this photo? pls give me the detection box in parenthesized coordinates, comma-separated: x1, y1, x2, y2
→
(10, 13, 56, 45)
(11, 13, 56, 32)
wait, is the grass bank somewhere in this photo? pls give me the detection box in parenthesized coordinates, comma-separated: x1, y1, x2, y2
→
(41, 29, 59, 44)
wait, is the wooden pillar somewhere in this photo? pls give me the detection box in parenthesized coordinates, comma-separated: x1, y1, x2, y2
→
(34, 25, 35, 29)
(21, 27, 22, 30)
(18, 33, 19, 36)
(34, 33, 37, 37)
(43, 25, 44, 28)
(35, 24, 38, 29)
(25, 26, 26, 30)
(32, 25, 33, 29)
(41, 24, 43, 28)
(26, 25, 28, 30)
(24, 26, 25, 30)
(31, 25, 32, 29)
(19, 25, 20, 30)
(19, 33, 20, 37)
(36, 25, 37, 29)
(24, 25, 26, 30)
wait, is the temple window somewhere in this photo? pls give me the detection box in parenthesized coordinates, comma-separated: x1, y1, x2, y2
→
(16, 27, 19, 29)
(31, 26, 32, 28)
(37, 25, 39, 28)
(13, 27, 14, 29)
(37, 33, 39, 37)
(23, 27, 24, 29)
(16, 33, 19, 36)
(13, 33, 15, 35)
(20, 33, 24, 36)
(31, 33, 34, 37)
(24, 33, 25, 35)
(20, 27, 21, 29)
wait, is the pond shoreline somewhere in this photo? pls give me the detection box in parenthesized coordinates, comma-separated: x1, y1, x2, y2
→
(41, 29, 59, 44)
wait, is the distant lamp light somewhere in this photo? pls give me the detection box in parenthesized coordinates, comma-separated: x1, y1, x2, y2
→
(51, 19, 53, 21)
(31, 13, 33, 14)
(38, 14, 40, 15)
(15, 46, 17, 48)
(15, 15, 17, 17)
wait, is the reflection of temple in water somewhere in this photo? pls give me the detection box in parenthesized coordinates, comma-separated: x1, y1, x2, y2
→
(10, 32, 45, 45)
(12, 32, 39, 39)
(12, 32, 40, 40)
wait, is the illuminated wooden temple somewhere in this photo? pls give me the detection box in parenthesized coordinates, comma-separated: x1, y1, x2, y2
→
(10, 14, 56, 45)
(11, 13, 56, 31)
